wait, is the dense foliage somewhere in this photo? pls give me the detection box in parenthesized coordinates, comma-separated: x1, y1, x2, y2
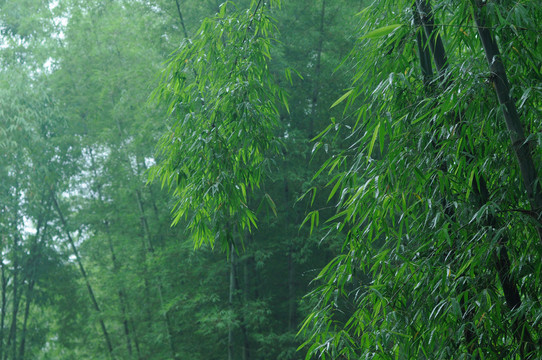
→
(300, 0, 542, 359)
(0, 0, 541, 359)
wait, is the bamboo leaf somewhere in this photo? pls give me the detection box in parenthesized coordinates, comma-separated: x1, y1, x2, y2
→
(330, 89, 353, 109)
(360, 24, 402, 40)
(367, 122, 380, 161)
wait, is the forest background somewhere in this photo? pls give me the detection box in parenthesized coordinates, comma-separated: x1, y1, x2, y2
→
(1, 0, 542, 359)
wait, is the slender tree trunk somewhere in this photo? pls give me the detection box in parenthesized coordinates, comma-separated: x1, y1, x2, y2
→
(472, 0, 542, 240)
(18, 211, 48, 360)
(51, 192, 115, 359)
(413, 6, 433, 88)
(472, 175, 536, 356)
(121, 154, 158, 358)
(129, 318, 143, 360)
(104, 223, 134, 358)
(136, 158, 164, 247)
(7, 235, 20, 360)
(240, 235, 251, 360)
(415, 0, 448, 77)
(283, 178, 296, 331)
(18, 278, 35, 360)
(226, 230, 250, 360)
(174, 0, 189, 39)
(0, 247, 5, 360)
(413, 6, 479, 354)
(243, 258, 249, 345)
(88, 148, 140, 359)
(416, 1, 537, 355)
(287, 248, 296, 331)
(134, 190, 179, 360)
(228, 243, 235, 360)
(118, 289, 133, 357)
(309, 0, 326, 139)
(413, 3, 477, 356)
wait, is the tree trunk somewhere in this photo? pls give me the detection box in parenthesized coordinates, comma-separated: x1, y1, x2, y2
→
(472, 176, 536, 356)
(89, 151, 135, 358)
(416, 1, 537, 355)
(19, 210, 48, 360)
(129, 318, 143, 360)
(240, 235, 251, 360)
(228, 243, 236, 360)
(0, 247, 6, 360)
(105, 225, 134, 358)
(134, 189, 179, 360)
(7, 235, 20, 360)
(413, 5, 480, 354)
(174, 0, 189, 39)
(283, 178, 296, 331)
(309, 0, 326, 139)
(472, 0, 542, 240)
(415, 0, 448, 77)
(18, 278, 35, 360)
(51, 192, 115, 359)
(413, 5, 433, 89)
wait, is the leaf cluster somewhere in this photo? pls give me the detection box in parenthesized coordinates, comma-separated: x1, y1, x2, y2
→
(300, 0, 542, 358)
(150, 1, 287, 250)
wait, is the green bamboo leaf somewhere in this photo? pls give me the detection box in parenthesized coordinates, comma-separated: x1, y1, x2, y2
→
(367, 122, 380, 160)
(264, 193, 277, 216)
(465, 168, 475, 201)
(360, 24, 402, 40)
(330, 89, 353, 109)
(455, 257, 474, 280)
(299, 210, 319, 235)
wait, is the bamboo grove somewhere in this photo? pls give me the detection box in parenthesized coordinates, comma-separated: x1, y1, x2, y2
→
(0, 0, 541, 359)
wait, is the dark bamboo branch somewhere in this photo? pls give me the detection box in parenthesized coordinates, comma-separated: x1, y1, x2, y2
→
(470, 3, 542, 348)
(413, 6, 433, 88)
(174, 0, 189, 39)
(472, 175, 536, 357)
(415, 1, 536, 355)
(413, 3, 477, 355)
(472, 0, 542, 240)
(415, 0, 448, 77)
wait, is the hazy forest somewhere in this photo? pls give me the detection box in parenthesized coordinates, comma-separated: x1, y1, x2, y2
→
(1, 0, 542, 359)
